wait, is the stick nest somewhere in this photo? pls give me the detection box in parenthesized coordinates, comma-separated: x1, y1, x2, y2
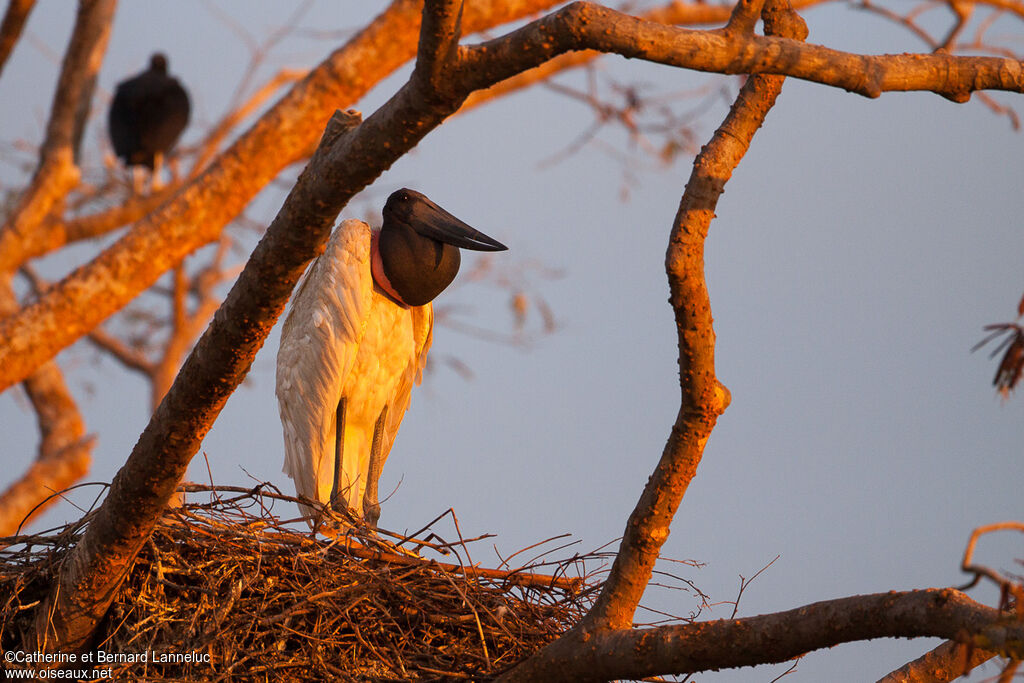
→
(0, 485, 597, 681)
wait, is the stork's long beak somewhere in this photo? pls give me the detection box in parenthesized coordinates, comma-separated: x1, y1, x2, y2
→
(410, 196, 508, 252)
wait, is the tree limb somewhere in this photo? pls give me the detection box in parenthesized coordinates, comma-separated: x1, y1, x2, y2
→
(0, 0, 35, 79)
(877, 639, 997, 683)
(417, 0, 464, 90)
(457, 1, 1024, 101)
(498, 0, 803, 677)
(591, 0, 806, 633)
(458, 0, 832, 114)
(501, 590, 1020, 682)
(0, 436, 93, 538)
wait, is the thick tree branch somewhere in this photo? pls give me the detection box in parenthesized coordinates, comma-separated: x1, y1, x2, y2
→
(498, 2, 804, 679)
(0, 0, 35, 79)
(458, 0, 832, 114)
(0, 0, 563, 394)
(587, 0, 806, 633)
(416, 0, 464, 90)
(878, 640, 997, 682)
(507, 590, 1021, 682)
(458, 2, 1024, 101)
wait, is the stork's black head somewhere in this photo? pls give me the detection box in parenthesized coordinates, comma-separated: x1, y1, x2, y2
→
(377, 189, 507, 307)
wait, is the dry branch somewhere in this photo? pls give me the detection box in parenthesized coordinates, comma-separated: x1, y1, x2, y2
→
(877, 640, 998, 683)
(589, 0, 805, 633)
(0, 437, 93, 538)
(495, 590, 1022, 681)
(497, 1, 802, 678)
(456, 2, 1024, 101)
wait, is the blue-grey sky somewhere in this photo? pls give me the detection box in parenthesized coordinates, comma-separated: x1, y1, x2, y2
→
(1, 2, 1021, 680)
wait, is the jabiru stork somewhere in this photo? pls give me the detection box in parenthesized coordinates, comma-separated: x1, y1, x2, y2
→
(108, 53, 190, 191)
(276, 189, 507, 527)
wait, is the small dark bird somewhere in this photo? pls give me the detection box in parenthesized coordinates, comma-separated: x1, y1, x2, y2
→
(108, 53, 190, 189)
(276, 189, 508, 528)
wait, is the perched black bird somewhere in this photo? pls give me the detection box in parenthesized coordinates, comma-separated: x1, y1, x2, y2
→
(108, 53, 190, 188)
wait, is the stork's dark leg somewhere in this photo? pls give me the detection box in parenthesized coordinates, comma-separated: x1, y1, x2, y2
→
(329, 397, 347, 512)
(363, 405, 388, 527)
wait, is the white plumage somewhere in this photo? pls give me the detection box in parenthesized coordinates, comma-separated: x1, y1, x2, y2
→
(276, 219, 433, 523)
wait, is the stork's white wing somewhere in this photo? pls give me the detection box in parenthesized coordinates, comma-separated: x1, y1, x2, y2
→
(377, 303, 434, 463)
(276, 219, 373, 516)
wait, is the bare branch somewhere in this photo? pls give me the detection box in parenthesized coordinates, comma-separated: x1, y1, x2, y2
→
(0, 0, 35, 79)
(580, 0, 806, 633)
(725, 0, 769, 34)
(6, 189, 176, 269)
(86, 325, 155, 376)
(459, 0, 826, 114)
(499, 590, 1020, 682)
(878, 640, 997, 683)
(416, 0, 464, 89)
(959, 521, 1024, 594)
(457, 2, 1024, 101)
(495, 7, 807, 680)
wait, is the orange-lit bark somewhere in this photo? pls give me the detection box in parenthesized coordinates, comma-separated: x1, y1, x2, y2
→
(499, 590, 1022, 681)
(498, 0, 799, 678)
(878, 640, 997, 683)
